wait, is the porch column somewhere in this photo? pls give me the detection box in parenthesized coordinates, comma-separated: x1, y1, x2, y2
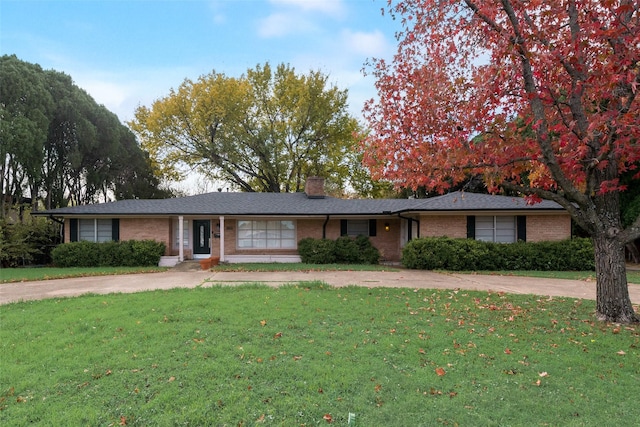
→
(219, 216, 225, 262)
(178, 215, 184, 262)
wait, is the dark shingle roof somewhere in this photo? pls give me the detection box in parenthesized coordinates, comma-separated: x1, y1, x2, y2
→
(410, 191, 564, 211)
(34, 191, 565, 217)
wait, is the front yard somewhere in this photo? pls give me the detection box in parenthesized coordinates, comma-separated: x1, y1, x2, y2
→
(1, 282, 638, 425)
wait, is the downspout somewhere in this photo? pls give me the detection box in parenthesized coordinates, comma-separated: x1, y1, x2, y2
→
(322, 215, 330, 239)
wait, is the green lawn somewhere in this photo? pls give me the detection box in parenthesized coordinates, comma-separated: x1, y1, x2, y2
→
(1, 283, 638, 426)
(473, 269, 640, 285)
(0, 266, 167, 283)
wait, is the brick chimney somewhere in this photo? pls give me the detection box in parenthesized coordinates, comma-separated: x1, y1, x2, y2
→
(304, 176, 325, 199)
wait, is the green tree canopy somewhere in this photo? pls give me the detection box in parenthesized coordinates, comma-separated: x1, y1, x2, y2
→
(1, 54, 167, 217)
(130, 63, 363, 193)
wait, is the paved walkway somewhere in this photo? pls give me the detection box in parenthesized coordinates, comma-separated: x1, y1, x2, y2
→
(1, 268, 639, 305)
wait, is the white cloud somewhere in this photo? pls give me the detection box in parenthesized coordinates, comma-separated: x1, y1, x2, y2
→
(340, 29, 392, 57)
(207, 0, 227, 25)
(269, 0, 346, 18)
(257, 12, 316, 38)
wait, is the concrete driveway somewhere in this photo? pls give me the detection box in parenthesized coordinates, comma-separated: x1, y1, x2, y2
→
(2, 268, 639, 305)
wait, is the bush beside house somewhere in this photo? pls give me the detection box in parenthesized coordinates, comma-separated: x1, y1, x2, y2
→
(298, 236, 380, 265)
(402, 237, 595, 271)
(51, 240, 166, 267)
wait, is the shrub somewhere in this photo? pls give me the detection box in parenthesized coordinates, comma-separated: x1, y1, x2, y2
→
(0, 217, 60, 267)
(51, 240, 165, 267)
(298, 236, 380, 264)
(402, 237, 594, 271)
(298, 238, 336, 264)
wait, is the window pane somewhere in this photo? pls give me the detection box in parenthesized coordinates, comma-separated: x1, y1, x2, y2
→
(281, 239, 296, 248)
(79, 219, 95, 241)
(173, 219, 189, 247)
(96, 219, 112, 242)
(236, 220, 296, 249)
(347, 220, 369, 236)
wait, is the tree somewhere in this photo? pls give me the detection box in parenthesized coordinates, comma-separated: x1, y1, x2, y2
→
(1, 55, 167, 214)
(129, 63, 362, 193)
(362, 1, 640, 322)
(0, 55, 52, 215)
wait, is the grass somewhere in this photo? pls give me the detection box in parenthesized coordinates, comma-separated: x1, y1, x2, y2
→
(1, 283, 638, 426)
(474, 269, 640, 284)
(0, 266, 167, 284)
(213, 262, 399, 272)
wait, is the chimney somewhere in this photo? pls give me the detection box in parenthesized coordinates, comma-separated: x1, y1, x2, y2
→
(305, 176, 325, 199)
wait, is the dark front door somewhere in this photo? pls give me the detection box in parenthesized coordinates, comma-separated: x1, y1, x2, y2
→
(193, 220, 211, 255)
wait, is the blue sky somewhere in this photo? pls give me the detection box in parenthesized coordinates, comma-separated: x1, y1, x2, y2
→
(1, 0, 401, 123)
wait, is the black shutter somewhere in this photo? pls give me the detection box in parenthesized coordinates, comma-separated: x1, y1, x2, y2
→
(112, 219, 120, 242)
(340, 220, 348, 236)
(70, 219, 78, 242)
(369, 219, 377, 237)
(466, 216, 475, 239)
(517, 216, 526, 242)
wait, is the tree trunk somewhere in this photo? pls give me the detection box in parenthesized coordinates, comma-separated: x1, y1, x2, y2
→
(593, 234, 638, 323)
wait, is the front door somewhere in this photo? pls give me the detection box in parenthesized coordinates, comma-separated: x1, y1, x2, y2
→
(193, 220, 211, 256)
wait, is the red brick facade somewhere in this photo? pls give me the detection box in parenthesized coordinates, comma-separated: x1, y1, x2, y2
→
(64, 211, 571, 262)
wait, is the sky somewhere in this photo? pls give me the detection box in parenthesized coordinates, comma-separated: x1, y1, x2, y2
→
(1, 0, 402, 124)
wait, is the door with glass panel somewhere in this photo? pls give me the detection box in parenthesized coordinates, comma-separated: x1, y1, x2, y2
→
(193, 220, 211, 255)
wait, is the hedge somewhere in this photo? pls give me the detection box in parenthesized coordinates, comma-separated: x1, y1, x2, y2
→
(402, 237, 594, 271)
(51, 240, 166, 267)
(298, 235, 380, 264)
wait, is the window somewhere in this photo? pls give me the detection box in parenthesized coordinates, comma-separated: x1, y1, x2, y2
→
(77, 219, 116, 242)
(341, 219, 377, 237)
(173, 219, 190, 248)
(237, 220, 296, 249)
(475, 216, 516, 243)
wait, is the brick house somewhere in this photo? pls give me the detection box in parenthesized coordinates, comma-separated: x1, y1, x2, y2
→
(34, 178, 571, 265)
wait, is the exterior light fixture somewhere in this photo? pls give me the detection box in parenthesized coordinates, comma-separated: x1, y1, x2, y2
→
(384, 223, 390, 232)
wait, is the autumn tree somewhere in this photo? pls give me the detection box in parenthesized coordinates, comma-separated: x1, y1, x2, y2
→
(129, 63, 362, 193)
(362, 1, 639, 322)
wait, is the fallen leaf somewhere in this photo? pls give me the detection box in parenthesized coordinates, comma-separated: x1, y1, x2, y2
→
(435, 367, 446, 376)
(120, 416, 127, 426)
(323, 413, 333, 423)
(274, 332, 282, 339)
(260, 320, 267, 326)
(617, 350, 626, 355)
(504, 348, 512, 354)
(293, 355, 302, 361)
(168, 376, 176, 382)
(538, 372, 548, 377)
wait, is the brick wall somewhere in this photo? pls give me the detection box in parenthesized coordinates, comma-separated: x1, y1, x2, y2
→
(120, 218, 172, 255)
(419, 215, 468, 238)
(526, 214, 571, 242)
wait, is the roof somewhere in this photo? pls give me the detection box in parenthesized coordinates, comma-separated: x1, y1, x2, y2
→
(33, 191, 565, 217)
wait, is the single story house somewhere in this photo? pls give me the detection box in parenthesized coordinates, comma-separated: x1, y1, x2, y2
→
(34, 177, 572, 265)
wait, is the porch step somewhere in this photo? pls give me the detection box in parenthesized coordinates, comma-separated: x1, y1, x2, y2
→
(158, 256, 180, 267)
